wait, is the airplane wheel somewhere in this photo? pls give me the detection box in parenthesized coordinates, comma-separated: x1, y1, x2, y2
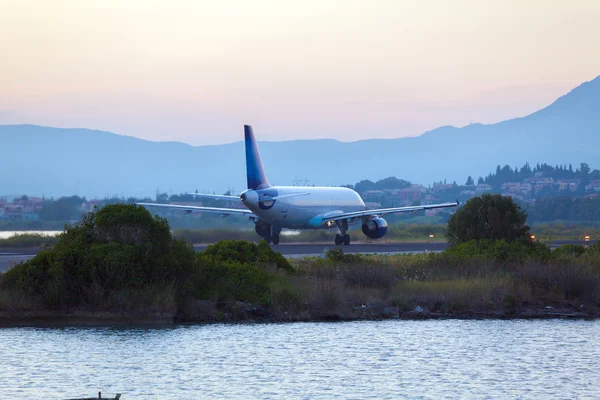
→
(343, 234, 351, 245)
(334, 234, 342, 245)
(272, 234, 280, 245)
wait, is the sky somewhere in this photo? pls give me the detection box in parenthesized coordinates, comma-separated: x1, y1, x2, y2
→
(1, 0, 599, 145)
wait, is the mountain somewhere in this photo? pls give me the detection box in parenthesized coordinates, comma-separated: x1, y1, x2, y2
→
(1, 76, 599, 198)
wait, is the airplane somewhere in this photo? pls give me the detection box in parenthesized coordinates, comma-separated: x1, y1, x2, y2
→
(137, 125, 459, 245)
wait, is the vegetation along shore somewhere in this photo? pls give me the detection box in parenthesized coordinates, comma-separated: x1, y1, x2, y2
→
(1, 197, 599, 325)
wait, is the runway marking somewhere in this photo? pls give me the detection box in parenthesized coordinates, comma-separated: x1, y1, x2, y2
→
(285, 250, 441, 258)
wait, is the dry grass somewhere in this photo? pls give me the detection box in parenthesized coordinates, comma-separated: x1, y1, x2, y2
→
(389, 277, 509, 312)
(104, 284, 178, 313)
(284, 251, 600, 318)
(0, 288, 41, 311)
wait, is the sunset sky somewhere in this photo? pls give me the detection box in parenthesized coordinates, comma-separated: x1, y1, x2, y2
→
(1, 0, 599, 144)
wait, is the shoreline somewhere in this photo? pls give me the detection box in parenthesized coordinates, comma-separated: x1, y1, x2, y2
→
(1, 305, 598, 328)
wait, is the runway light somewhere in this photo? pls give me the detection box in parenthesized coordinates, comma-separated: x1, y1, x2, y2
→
(530, 235, 536, 242)
(429, 234, 434, 239)
(584, 235, 591, 242)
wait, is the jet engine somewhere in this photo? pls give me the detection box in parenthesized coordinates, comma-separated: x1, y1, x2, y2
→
(361, 217, 388, 239)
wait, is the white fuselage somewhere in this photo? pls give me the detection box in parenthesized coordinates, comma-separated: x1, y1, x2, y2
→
(241, 186, 366, 229)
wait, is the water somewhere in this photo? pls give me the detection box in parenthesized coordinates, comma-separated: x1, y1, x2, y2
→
(0, 231, 61, 239)
(0, 320, 598, 399)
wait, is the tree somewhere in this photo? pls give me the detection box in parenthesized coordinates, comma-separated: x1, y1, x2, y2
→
(2, 204, 195, 307)
(465, 176, 474, 186)
(446, 194, 531, 246)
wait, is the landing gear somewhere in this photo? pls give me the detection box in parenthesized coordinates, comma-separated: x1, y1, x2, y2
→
(255, 220, 274, 243)
(343, 234, 350, 245)
(335, 234, 342, 245)
(334, 233, 351, 246)
(270, 225, 281, 245)
(334, 220, 351, 246)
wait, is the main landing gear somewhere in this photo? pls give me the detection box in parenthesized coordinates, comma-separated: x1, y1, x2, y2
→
(255, 220, 281, 245)
(271, 227, 280, 245)
(334, 220, 351, 246)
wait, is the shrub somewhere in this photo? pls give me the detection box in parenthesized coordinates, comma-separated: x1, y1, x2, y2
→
(447, 194, 530, 246)
(200, 239, 294, 272)
(1, 204, 196, 308)
(190, 240, 294, 304)
(553, 244, 587, 258)
(443, 239, 551, 264)
(191, 258, 277, 304)
(325, 248, 364, 264)
(0, 233, 58, 248)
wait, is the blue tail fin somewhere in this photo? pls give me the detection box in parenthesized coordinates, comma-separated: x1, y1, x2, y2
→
(244, 125, 271, 189)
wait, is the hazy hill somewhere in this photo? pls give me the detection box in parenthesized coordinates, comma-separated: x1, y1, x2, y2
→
(1, 75, 599, 198)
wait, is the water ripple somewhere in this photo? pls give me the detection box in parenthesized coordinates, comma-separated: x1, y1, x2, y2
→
(0, 320, 599, 399)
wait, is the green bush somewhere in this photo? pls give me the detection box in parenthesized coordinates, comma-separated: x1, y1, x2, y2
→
(447, 194, 531, 246)
(1, 204, 196, 308)
(200, 239, 294, 272)
(189, 240, 295, 305)
(0, 233, 58, 248)
(191, 258, 276, 304)
(325, 248, 364, 264)
(443, 239, 551, 263)
(553, 244, 587, 258)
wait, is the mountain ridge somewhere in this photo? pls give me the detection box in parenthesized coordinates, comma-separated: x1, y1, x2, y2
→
(1, 75, 599, 197)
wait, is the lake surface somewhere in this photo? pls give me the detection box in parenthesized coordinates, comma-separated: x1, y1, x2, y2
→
(0, 320, 598, 399)
(0, 231, 62, 239)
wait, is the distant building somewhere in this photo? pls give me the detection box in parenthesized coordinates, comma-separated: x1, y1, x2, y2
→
(585, 180, 600, 193)
(555, 181, 578, 192)
(363, 190, 385, 201)
(394, 185, 424, 202)
(520, 183, 533, 195)
(475, 184, 492, 193)
(364, 202, 382, 210)
(432, 183, 454, 192)
(3, 205, 24, 220)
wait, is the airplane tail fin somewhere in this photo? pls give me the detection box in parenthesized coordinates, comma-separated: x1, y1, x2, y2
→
(244, 125, 271, 189)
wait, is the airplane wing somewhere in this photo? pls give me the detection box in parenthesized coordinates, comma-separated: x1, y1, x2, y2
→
(136, 202, 257, 218)
(185, 193, 240, 201)
(322, 201, 459, 222)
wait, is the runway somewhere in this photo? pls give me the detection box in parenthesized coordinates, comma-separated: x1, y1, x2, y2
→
(0, 240, 595, 272)
(193, 241, 449, 257)
(0, 248, 38, 273)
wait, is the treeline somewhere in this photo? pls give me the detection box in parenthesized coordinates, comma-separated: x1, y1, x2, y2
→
(342, 177, 412, 192)
(478, 162, 599, 189)
(526, 196, 600, 223)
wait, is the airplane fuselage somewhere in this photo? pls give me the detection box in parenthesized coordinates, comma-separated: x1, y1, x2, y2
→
(241, 186, 366, 229)
(137, 124, 457, 245)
